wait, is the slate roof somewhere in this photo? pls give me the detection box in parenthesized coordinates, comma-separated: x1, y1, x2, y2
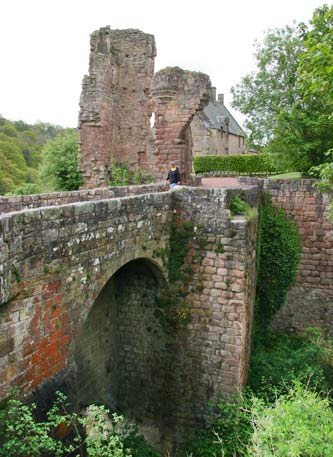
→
(197, 100, 245, 136)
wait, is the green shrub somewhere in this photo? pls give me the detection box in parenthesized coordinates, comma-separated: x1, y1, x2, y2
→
(248, 384, 333, 456)
(82, 406, 132, 457)
(0, 396, 72, 457)
(0, 391, 158, 457)
(249, 328, 333, 401)
(256, 198, 301, 325)
(12, 183, 41, 195)
(193, 154, 278, 175)
(41, 130, 82, 191)
(187, 394, 252, 457)
(229, 196, 249, 215)
(109, 161, 155, 186)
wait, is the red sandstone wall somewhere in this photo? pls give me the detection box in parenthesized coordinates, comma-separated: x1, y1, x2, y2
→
(239, 177, 333, 334)
(78, 27, 156, 188)
(151, 68, 211, 183)
(267, 180, 333, 333)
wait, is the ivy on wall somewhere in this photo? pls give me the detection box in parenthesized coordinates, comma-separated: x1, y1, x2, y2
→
(255, 196, 302, 325)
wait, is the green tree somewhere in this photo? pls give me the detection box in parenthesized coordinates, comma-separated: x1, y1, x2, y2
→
(232, 5, 333, 172)
(231, 24, 304, 149)
(41, 129, 82, 191)
(0, 116, 65, 195)
(298, 5, 333, 107)
(268, 5, 333, 172)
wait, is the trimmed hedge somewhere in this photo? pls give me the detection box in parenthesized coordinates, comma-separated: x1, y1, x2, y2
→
(193, 154, 278, 175)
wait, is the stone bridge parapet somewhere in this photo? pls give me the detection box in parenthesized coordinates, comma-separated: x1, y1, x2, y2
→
(0, 182, 168, 214)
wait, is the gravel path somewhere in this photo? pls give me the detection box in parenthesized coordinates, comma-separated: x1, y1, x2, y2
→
(200, 177, 240, 188)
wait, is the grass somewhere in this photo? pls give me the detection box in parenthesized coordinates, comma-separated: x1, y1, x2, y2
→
(269, 172, 301, 179)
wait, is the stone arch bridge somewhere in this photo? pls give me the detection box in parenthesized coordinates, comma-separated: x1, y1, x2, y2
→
(0, 182, 259, 442)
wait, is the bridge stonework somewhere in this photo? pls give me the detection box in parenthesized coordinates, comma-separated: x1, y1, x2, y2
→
(0, 184, 258, 446)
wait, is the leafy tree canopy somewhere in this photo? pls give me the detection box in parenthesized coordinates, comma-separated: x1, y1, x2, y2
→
(231, 24, 304, 149)
(232, 5, 333, 172)
(0, 116, 66, 195)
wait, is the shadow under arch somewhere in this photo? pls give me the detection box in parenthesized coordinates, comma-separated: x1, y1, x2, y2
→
(74, 257, 169, 426)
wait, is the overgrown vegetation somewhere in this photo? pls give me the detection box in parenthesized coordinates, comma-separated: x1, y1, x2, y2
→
(0, 391, 157, 457)
(109, 160, 154, 186)
(193, 153, 278, 175)
(154, 221, 195, 330)
(249, 328, 333, 401)
(249, 384, 333, 456)
(255, 196, 301, 325)
(187, 394, 252, 457)
(229, 195, 256, 219)
(187, 328, 333, 457)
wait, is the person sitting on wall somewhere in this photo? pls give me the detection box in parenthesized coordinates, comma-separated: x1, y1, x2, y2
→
(166, 161, 181, 189)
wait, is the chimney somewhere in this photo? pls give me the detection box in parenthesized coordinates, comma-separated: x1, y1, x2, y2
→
(218, 93, 224, 104)
(210, 87, 216, 103)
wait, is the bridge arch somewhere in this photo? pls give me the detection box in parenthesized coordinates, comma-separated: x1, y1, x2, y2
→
(74, 257, 169, 425)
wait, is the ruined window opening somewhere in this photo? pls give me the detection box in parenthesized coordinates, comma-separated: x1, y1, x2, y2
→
(150, 112, 155, 129)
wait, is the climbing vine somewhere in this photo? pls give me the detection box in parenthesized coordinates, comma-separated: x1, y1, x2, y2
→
(153, 220, 209, 331)
(255, 195, 302, 325)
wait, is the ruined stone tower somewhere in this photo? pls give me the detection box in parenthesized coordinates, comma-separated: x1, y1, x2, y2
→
(78, 27, 211, 188)
(78, 27, 156, 188)
(151, 68, 211, 182)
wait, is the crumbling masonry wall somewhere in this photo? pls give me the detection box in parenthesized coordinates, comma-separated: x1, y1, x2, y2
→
(151, 68, 211, 182)
(78, 27, 156, 188)
(78, 27, 211, 188)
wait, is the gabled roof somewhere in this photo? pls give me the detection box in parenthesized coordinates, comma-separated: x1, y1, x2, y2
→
(198, 100, 245, 136)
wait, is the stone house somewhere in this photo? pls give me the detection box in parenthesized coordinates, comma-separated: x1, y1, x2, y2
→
(191, 87, 246, 156)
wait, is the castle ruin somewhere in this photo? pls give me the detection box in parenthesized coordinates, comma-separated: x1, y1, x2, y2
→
(78, 27, 211, 188)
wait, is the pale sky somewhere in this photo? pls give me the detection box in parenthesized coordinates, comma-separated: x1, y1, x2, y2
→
(0, 0, 328, 128)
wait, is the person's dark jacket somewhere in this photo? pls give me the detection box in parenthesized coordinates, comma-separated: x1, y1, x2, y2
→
(167, 168, 180, 184)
